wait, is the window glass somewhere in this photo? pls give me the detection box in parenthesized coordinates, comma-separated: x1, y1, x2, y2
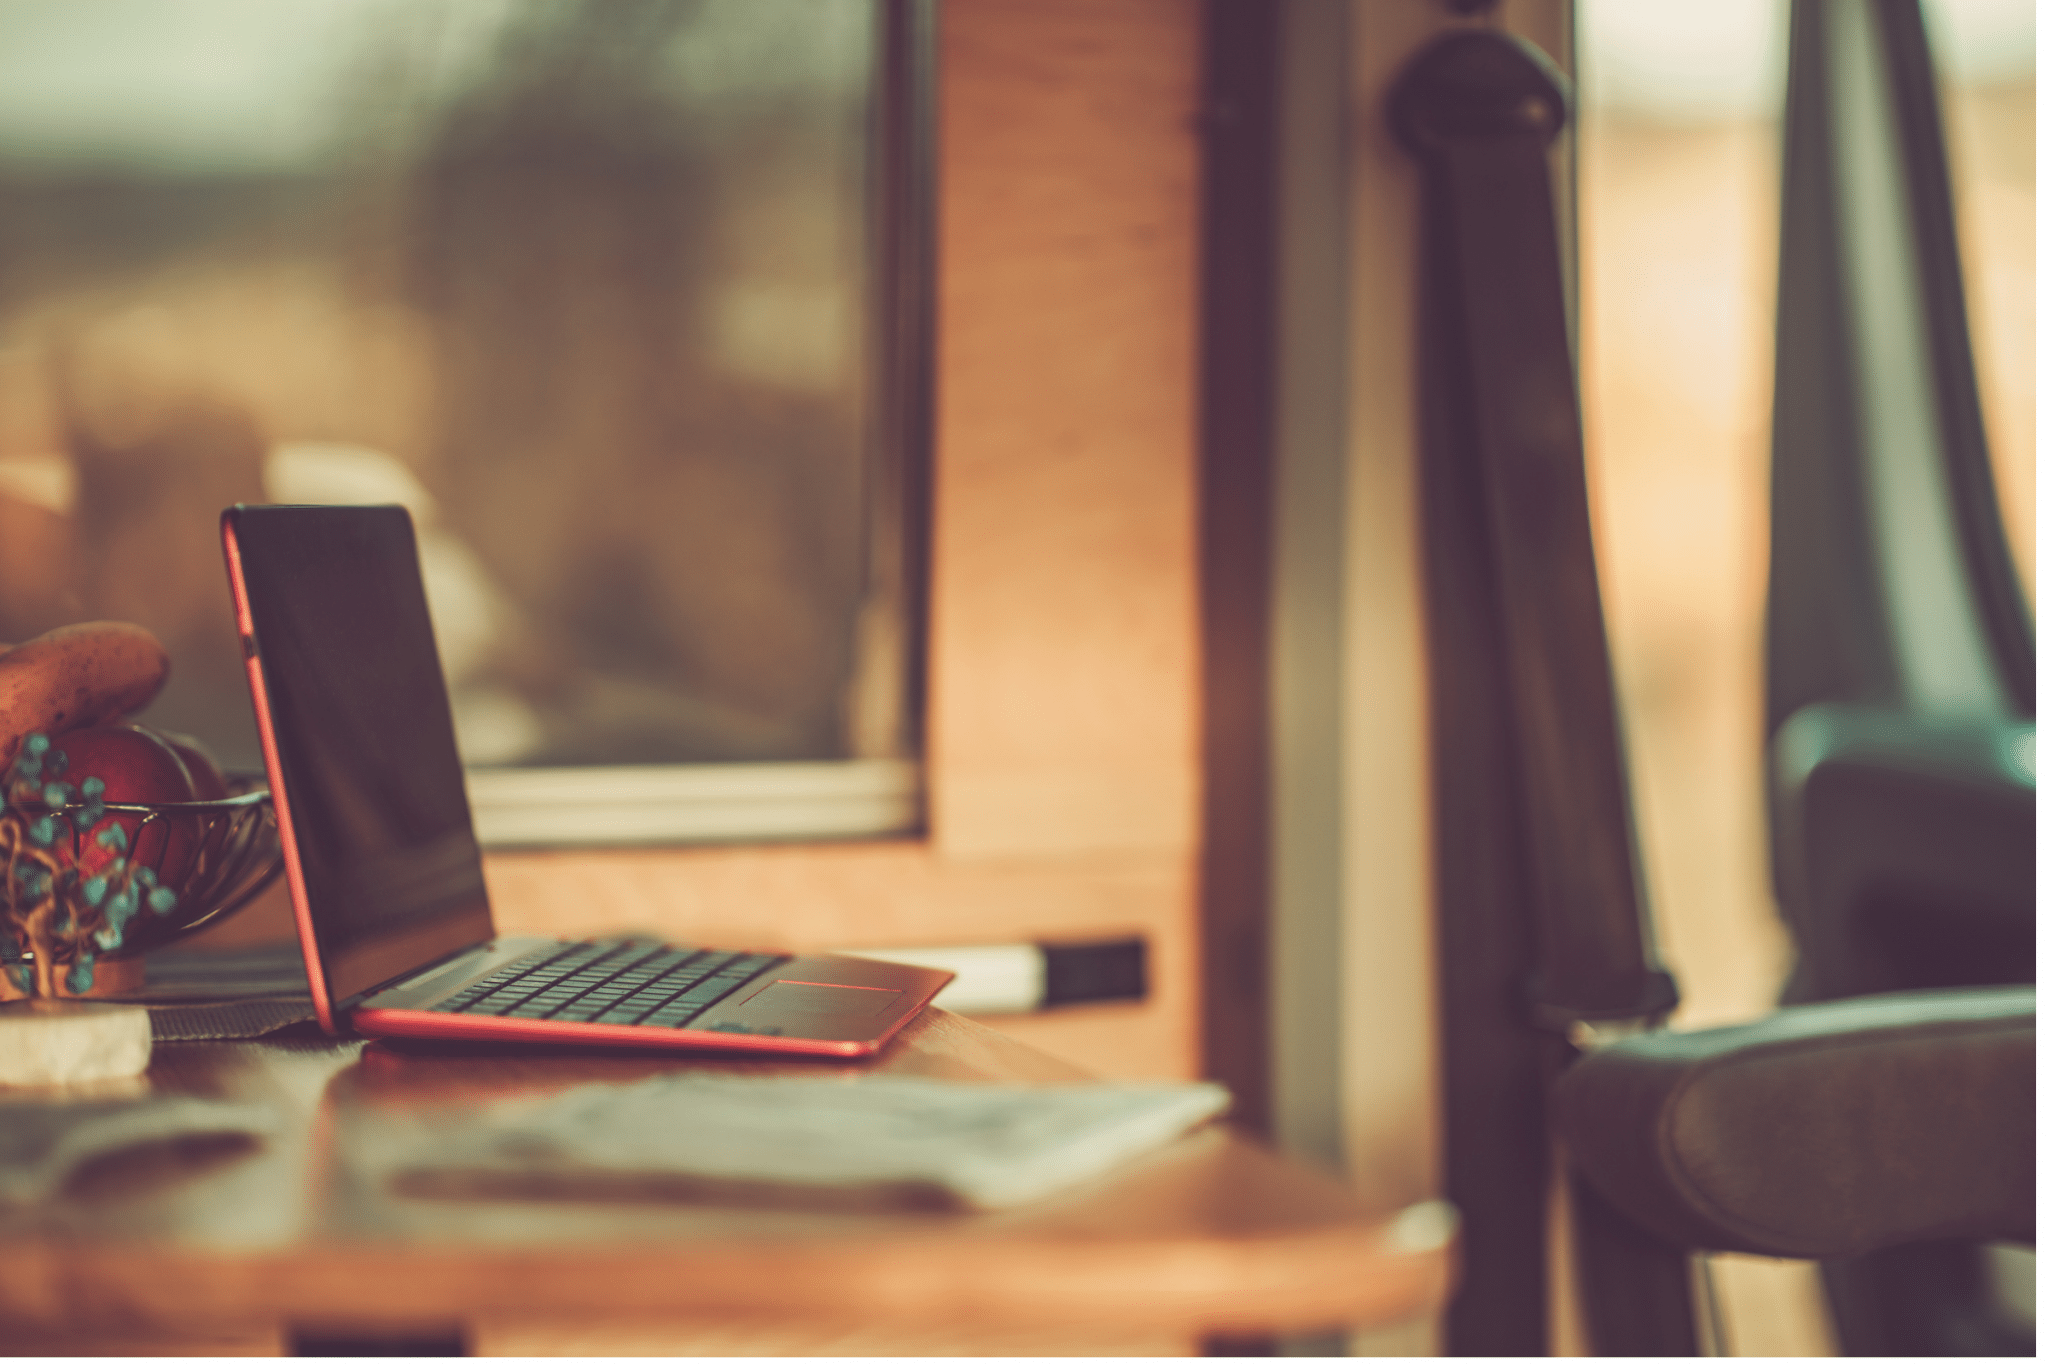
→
(1576, 0, 1789, 1032)
(0, 0, 914, 787)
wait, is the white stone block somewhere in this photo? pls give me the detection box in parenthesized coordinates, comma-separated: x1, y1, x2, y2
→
(0, 1001, 152, 1087)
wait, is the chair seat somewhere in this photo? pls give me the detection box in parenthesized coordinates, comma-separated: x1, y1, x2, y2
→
(1553, 987, 2035, 1259)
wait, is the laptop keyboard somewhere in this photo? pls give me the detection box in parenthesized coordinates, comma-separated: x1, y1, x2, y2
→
(428, 942, 790, 1029)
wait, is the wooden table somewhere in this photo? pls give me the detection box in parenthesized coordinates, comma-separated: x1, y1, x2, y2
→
(0, 1009, 1453, 1356)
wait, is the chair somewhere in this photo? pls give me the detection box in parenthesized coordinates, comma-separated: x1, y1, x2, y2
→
(1389, 6, 2033, 1354)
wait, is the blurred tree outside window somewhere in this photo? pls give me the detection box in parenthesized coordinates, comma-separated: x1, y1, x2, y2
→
(0, 0, 922, 833)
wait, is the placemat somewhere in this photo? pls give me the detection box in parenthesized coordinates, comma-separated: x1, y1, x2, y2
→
(148, 997, 318, 1042)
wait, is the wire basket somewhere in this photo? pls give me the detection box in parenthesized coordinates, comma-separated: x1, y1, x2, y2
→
(0, 757, 284, 999)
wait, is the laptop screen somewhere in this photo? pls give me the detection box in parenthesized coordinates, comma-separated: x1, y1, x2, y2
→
(227, 504, 494, 1007)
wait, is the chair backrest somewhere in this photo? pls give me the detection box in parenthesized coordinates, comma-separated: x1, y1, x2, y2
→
(1766, 0, 2032, 734)
(1388, 27, 1685, 1356)
(1766, 0, 2035, 1003)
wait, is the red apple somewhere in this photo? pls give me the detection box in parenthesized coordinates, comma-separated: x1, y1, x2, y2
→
(144, 728, 228, 799)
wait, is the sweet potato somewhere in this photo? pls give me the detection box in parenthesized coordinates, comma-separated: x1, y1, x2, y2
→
(0, 622, 170, 763)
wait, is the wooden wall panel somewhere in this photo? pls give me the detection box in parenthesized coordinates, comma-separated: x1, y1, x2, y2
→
(929, 0, 1203, 861)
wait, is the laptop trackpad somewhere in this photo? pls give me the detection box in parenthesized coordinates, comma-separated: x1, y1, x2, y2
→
(745, 980, 902, 1017)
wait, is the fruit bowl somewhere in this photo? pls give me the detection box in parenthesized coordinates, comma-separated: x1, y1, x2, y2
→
(0, 740, 283, 1000)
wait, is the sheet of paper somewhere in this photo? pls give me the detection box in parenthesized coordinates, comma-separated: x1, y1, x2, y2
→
(397, 1074, 1232, 1211)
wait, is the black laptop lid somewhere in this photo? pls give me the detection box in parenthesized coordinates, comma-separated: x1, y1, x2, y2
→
(229, 504, 493, 1006)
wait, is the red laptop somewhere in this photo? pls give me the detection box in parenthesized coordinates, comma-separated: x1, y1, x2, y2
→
(221, 503, 951, 1058)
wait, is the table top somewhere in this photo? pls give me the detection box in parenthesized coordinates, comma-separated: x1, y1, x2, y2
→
(0, 1008, 1452, 1341)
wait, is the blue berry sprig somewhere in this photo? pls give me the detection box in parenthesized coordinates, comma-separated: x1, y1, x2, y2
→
(1, 731, 182, 998)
